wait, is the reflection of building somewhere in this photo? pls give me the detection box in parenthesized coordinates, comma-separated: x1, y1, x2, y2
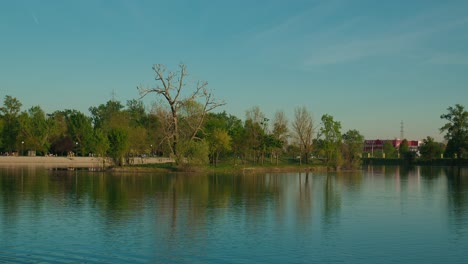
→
(364, 139, 421, 152)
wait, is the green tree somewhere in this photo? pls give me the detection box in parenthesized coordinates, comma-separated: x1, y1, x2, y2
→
(226, 114, 245, 164)
(108, 128, 129, 166)
(66, 110, 93, 156)
(319, 114, 343, 169)
(49, 111, 73, 156)
(126, 99, 147, 127)
(128, 126, 149, 156)
(18, 106, 56, 155)
(383, 141, 397, 158)
(419, 136, 443, 160)
(399, 139, 416, 164)
(91, 128, 110, 158)
(342, 129, 364, 169)
(440, 104, 467, 158)
(207, 128, 232, 166)
(244, 106, 267, 163)
(399, 139, 409, 157)
(89, 100, 124, 130)
(176, 139, 209, 167)
(145, 111, 162, 155)
(0, 95, 22, 152)
(204, 112, 236, 164)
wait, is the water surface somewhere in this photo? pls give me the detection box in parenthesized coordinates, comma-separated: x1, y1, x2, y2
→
(1, 166, 467, 263)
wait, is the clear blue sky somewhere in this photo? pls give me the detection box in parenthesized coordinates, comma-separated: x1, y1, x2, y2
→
(1, 0, 467, 141)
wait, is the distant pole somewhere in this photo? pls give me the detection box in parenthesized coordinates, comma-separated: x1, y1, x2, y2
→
(21, 141, 24, 156)
(400, 120, 404, 140)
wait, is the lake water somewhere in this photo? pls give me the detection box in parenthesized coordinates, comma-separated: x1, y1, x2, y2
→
(1, 166, 467, 263)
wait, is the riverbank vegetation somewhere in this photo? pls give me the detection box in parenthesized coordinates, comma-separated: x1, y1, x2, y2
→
(0, 64, 466, 171)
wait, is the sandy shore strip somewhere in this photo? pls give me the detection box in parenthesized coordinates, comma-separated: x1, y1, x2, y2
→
(0, 156, 108, 169)
(0, 156, 174, 169)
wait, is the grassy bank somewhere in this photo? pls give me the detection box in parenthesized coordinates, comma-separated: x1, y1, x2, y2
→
(113, 159, 331, 174)
(114, 157, 468, 174)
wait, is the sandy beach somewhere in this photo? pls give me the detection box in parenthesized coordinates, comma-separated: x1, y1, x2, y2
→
(0, 156, 173, 169)
(0, 156, 108, 169)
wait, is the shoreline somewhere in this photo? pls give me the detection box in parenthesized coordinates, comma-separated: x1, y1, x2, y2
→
(0, 156, 108, 169)
(0, 156, 364, 174)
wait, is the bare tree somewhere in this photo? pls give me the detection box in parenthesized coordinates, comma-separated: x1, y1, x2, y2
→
(292, 106, 314, 164)
(272, 110, 289, 146)
(245, 105, 265, 125)
(138, 64, 225, 160)
(272, 110, 289, 164)
(244, 106, 267, 163)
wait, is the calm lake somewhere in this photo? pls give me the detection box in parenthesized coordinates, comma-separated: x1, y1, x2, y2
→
(1, 166, 467, 263)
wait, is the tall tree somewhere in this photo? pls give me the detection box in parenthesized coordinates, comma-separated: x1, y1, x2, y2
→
(108, 128, 129, 166)
(399, 139, 409, 156)
(138, 64, 225, 162)
(18, 106, 56, 155)
(244, 106, 267, 163)
(272, 111, 289, 164)
(49, 111, 73, 156)
(91, 128, 110, 158)
(292, 106, 314, 164)
(319, 114, 343, 169)
(383, 141, 397, 158)
(272, 111, 289, 145)
(342, 129, 364, 169)
(0, 95, 22, 152)
(89, 100, 125, 130)
(440, 104, 467, 158)
(126, 99, 147, 127)
(207, 128, 231, 166)
(225, 114, 245, 164)
(419, 136, 443, 160)
(65, 110, 93, 156)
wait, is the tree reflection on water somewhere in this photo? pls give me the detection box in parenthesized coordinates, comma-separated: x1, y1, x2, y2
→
(1, 166, 467, 244)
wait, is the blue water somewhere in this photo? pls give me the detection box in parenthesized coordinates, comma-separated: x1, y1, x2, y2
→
(1, 166, 467, 263)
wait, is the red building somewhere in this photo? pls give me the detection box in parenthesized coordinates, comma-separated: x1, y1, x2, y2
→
(364, 139, 421, 153)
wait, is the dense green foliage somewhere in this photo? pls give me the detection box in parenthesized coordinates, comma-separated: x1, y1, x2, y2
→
(2, 93, 463, 169)
(383, 141, 398, 158)
(0, 64, 464, 169)
(440, 104, 467, 158)
(342, 129, 365, 169)
(318, 114, 343, 169)
(419, 136, 444, 160)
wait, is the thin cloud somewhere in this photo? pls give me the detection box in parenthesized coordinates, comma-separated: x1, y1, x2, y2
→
(426, 53, 468, 65)
(305, 29, 426, 65)
(31, 13, 39, 25)
(247, 0, 346, 43)
(304, 12, 468, 66)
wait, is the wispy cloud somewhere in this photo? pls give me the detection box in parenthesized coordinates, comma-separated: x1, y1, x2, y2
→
(243, 1, 468, 67)
(305, 28, 426, 66)
(247, 0, 346, 43)
(304, 5, 468, 66)
(31, 12, 39, 25)
(425, 53, 468, 65)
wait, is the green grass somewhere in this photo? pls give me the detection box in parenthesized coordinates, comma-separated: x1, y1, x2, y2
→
(124, 157, 328, 173)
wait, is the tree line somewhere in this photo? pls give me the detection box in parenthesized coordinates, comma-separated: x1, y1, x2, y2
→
(1, 64, 466, 168)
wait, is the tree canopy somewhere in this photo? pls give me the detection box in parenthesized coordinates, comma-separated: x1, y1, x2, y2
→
(1, 64, 460, 168)
(440, 104, 467, 158)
